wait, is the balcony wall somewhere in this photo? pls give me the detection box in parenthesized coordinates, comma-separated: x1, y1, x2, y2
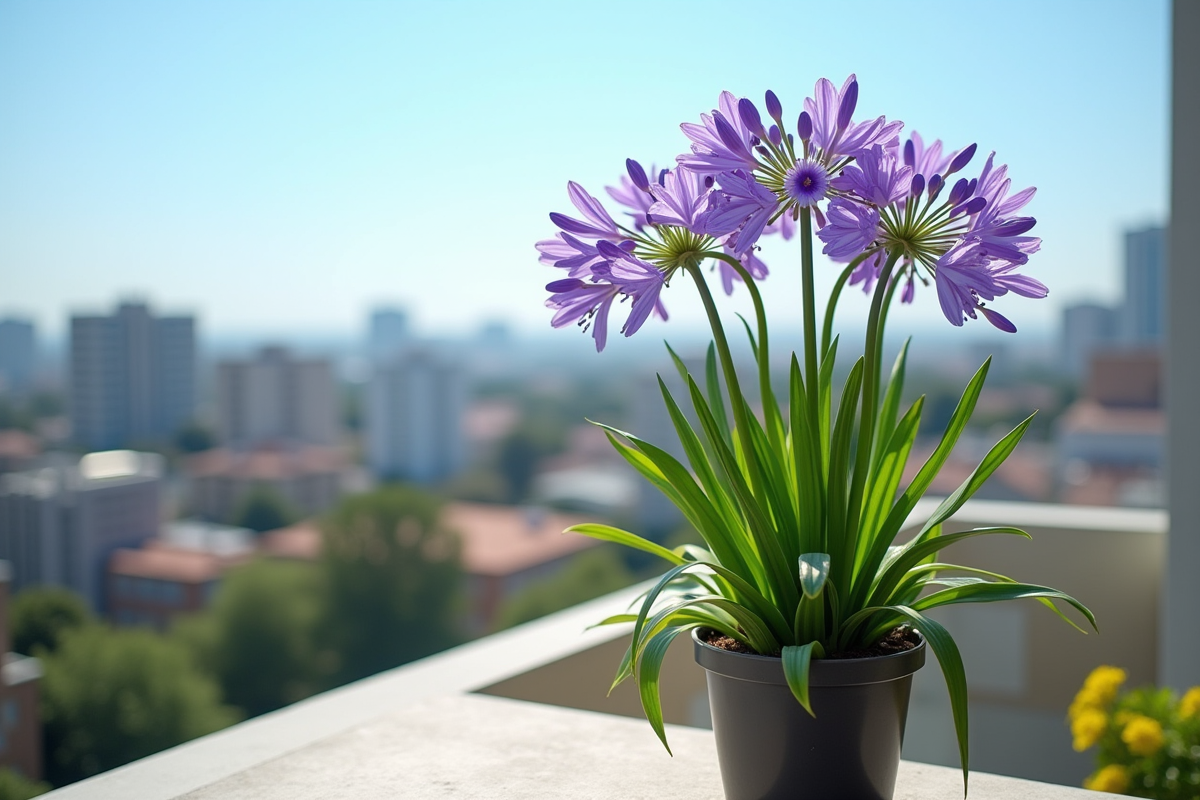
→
(42, 498, 1152, 799)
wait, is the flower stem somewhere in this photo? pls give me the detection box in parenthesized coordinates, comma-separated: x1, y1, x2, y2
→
(841, 249, 902, 575)
(821, 249, 880, 356)
(800, 208, 820, 435)
(706, 251, 776, 432)
(686, 262, 757, 478)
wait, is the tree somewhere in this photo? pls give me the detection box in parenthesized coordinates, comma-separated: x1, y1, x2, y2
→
(10, 587, 92, 656)
(320, 487, 463, 685)
(496, 547, 636, 629)
(174, 422, 215, 454)
(496, 419, 565, 503)
(188, 559, 329, 717)
(0, 768, 50, 800)
(40, 626, 239, 787)
(232, 485, 296, 533)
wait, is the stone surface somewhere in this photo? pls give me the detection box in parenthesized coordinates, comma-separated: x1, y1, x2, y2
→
(179, 693, 1105, 800)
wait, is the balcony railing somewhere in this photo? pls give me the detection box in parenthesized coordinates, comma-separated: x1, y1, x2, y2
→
(42, 498, 1157, 799)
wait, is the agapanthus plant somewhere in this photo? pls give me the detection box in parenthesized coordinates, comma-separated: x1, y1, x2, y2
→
(537, 75, 1095, 791)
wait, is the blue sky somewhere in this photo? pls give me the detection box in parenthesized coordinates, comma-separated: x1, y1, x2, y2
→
(0, 0, 1169, 346)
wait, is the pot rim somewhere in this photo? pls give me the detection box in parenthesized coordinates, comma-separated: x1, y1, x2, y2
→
(692, 627, 927, 687)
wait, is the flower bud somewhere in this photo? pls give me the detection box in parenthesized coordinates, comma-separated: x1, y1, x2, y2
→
(910, 174, 925, 198)
(626, 158, 649, 192)
(948, 144, 977, 175)
(765, 90, 783, 123)
(951, 196, 987, 217)
(797, 111, 813, 141)
(927, 174, 944, 199)
(739, 98, 766, 138)
(903, 139, 915, 167)
(714, 112, 746, 154)
(768, 125, 782, 146)
(947, 178, 970, 207)
(836, 79, 858, 130)
(546, 278, 585, 293)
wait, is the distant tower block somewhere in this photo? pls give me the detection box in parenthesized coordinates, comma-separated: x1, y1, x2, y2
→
(367, 348, 466, 484)
(69, 301, 196, 450)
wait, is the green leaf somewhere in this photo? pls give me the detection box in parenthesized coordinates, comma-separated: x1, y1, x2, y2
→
(912, 580, 1097, 632)
(566, 523, 686, 566)
(826, 357, 864, 595)
(850, 358, 991, 610)
(598, 425, 758, 589)
(789, 355, 824, 556)
(637, 625, 698, 754)
(705, 342, 732, 448)
(869, 527, 1032, 609)
(587, 613, 638, 630)
(685, 377, 798, 611)
(856, 396, 924, 574)
(798, 553, 831, 600)
(915, 414, 1034, 540)
(889, 606, 970, 793)
(872, 337, 911, 468)
(817, 336, 840, 468)
(782, 641, 826, 717)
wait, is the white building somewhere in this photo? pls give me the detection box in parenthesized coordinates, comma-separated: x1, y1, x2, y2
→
(0, 450, 163, 610)
(69, 301, 196, 450)
(368, 308, 411, 362)
(367, 348, 466, 483)
(215, 346, 340, 447)
(1060, 302, 1118, 379)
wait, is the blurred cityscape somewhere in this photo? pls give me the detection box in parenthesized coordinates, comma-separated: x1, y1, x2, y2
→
(0, 222, 1167, 793)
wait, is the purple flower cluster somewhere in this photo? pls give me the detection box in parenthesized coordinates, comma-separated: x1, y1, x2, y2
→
(539, 74, 1048, 341)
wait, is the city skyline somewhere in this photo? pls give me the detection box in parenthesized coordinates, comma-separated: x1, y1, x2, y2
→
(1, 1, 1170, 342)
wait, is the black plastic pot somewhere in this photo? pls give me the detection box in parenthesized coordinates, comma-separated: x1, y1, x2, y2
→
(693, 630, 926, 800)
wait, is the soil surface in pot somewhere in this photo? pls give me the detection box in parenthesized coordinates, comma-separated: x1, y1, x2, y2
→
(701, 626, 920, 659)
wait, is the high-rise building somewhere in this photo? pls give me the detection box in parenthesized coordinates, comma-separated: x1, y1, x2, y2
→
(1061, 302, 1119, 379)
(1121, 226, 1168, 346)
(368, 307, 411, 362)
(69, 301, 196, 450)
(0, 318, 35, 396)
(367, 348, 466, 483)
(215, 346, 340, 447)
(0, 450, 163, 611)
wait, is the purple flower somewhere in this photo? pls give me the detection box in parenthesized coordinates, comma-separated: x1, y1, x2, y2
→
(647, 168, 711, 232)
(716, 243, 770, 296)
(606, 175, 654, 231)
(932, 242, 1042, 332)
(965, 152, 1041, 265)
(536, 232, 607, 277)
(848, 250, 886, 295)
(549, 181, 622, 242)
(900, 131, 968, 181)
(544, 241, 666, 352)
(678, 91, 760, 175)
(817, 197, 880, 261)
(597, 241, 667, 340)
(764, 212, 796, 241)
(700, 170, 778, 257)
(830, 146, 912, 207)
(545, 278, 621, 351)
(804, 75, 903, 159)
(783, 160, 828, 207)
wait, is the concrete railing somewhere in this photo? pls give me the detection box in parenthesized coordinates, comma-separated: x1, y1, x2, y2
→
(43, 499, 1156, 798)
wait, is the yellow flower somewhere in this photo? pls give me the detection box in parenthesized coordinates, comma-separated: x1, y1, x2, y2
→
(1071, 708, 1107, 751)
(1069, 666, 1127, 722)
(1083, 666, 1127, 704)
(1121, 714, 1164, 756)
(1180, 686, 1200, 718)
(1084, 764, 1131, 793)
